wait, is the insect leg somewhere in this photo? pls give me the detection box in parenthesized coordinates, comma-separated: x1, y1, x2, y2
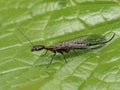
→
(60, 52, 67, 63)
(47, 52, 56, 68)
(42, 50, 48, 56)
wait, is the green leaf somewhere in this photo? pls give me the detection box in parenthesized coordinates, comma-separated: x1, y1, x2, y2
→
(0, 0, 120, 90)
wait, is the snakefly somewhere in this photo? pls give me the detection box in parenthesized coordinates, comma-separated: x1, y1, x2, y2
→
(18, 29, 115, 66)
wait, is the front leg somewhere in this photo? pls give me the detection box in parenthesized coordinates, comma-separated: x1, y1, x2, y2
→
(47, 52, 56, 68)
(59, 52, 67, 63)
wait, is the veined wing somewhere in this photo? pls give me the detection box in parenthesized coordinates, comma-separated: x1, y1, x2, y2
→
(61, 32, 115, 49)
(64, 34, 106, 45)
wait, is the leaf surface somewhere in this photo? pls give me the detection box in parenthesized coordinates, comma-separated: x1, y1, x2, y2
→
(0, 0, 120, 90)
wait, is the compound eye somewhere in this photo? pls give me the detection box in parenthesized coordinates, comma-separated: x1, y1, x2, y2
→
(31, 47, 35, 52)
(31, 45, 44, 52)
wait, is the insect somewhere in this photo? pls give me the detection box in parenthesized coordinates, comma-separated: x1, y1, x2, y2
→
(31, 32, 115, 66)
(18, 29, 115, 67)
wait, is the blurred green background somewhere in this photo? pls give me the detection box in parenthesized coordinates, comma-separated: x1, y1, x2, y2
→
(0, 0, 120, 90)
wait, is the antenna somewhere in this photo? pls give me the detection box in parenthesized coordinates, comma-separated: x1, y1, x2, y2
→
(17, 28, 34, 46)
(13, 20, 34, 46)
